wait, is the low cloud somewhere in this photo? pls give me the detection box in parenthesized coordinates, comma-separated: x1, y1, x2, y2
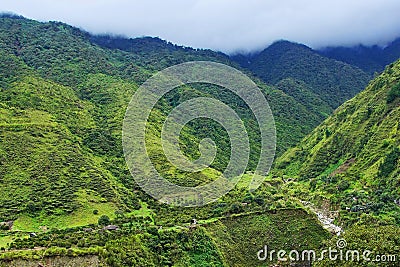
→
(1, 0, 400, 54)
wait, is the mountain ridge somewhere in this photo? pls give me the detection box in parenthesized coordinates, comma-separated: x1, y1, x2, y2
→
(318, 37, 400, 74)
(231, 40, 371, 110)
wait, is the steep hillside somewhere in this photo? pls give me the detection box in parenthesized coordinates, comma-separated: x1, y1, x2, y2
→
(3, 13, 396, 264)
(0, 52, 144, 226)
(0, 13, 348, 198)
(90, 34, 342, 153)
(274, 59, 400, 224)
(0, 15, 348, 229)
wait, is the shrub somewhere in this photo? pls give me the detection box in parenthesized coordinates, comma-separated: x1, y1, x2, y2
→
(229, 202, 244, 214)
(387, 82, 400, 103)
(378, 147, 399, 178)
(337, 180, 350, 191)
(98, 215, 110, 226)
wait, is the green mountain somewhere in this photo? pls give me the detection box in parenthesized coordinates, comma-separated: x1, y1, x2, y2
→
(232, 40, 371, 112)
(1, 14, 398, 267)
(274, 59, 400, 225)
(0, 13, 357, 219)
(0, 52, 127, 220)
(0, 14, 332, 257)
(89, 35, 232, 70)
(90, 35, 364, 153)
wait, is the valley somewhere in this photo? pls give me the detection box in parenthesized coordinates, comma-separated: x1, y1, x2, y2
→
(0, 14, 399, 267)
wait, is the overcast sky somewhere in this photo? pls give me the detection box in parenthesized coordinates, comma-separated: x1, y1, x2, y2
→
(1, 0, 400, 54)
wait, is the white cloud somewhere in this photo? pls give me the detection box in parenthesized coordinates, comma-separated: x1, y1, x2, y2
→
(1, 0, 400, 53)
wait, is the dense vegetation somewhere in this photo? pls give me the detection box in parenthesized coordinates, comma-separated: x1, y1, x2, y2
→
(232, 40, 370, 109)
(0, 14, 364, 223)
(0, 15, 336, 264)
(206, 209, 330, 266)
(0, 210, 330, 267)
(314, 224, 400, 267)
(273, 60, 400, 226)
(0, 14, 399, 266)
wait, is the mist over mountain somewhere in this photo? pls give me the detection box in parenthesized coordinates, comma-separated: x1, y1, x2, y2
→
(318, 37, 400, 74)
(2, 0, 400, 54)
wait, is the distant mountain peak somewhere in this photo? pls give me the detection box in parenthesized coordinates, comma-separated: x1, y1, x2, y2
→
(231, 38, 370, 109)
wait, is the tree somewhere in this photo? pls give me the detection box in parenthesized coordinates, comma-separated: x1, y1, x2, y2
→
(387, 82, 400, 103)
(98, 215, 110, 226)
(378, 147, 399, 178)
